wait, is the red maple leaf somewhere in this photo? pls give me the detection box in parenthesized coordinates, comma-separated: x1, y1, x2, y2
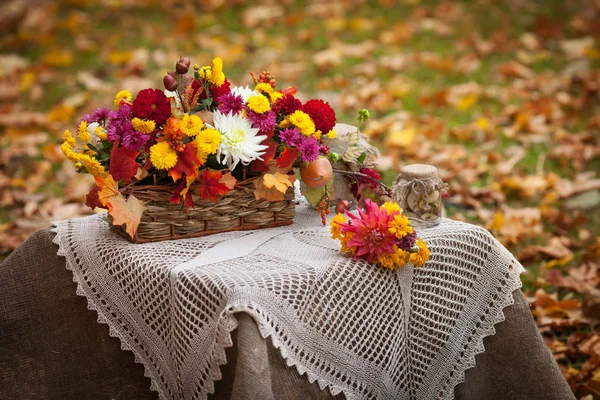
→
(109, 143, 140, 184)
(276, 147, 299, 170)
(168, 142, 202, 182)
(250, 142, 277, 173)
(85, 185, 104, 210)
(197, 169, 231, 201)
(169, 176, 195, 211)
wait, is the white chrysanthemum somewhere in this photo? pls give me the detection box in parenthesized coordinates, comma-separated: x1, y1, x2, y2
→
(230, 85, 259, 103)
(213, 111, 268, 170)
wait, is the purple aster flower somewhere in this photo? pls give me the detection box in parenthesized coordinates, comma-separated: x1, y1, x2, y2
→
(247, 110, 276, 133)
(122, 130, 150, 151)
(107, 104, 133, 142)
(396, 231, 417, 251)
(217, 93, 244, 114)
(278, 127, 301, 147)
(297, 136, 320, 162)
(81, 107, 110, 124)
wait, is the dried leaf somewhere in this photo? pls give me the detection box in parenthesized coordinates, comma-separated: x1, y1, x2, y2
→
(109, 144, 139, 184)
(108, 193, 145, 238)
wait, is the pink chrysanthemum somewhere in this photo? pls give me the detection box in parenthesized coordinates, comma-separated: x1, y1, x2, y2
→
(278, 127, 301, 147)
(297, 136, 320, 162)
(217, 93, 244, 114)
(247, 109, 276, 133)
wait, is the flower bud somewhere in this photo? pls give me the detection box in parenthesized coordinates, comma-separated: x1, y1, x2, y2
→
(163, 74, 178, 91)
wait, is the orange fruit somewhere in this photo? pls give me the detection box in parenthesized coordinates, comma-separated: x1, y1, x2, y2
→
(300, 158, 333, 188)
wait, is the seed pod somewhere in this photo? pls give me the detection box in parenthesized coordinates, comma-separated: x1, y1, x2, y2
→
(163, 74, 178, 91)
(176, 57, 191, 74)
(335, 200, 351, 214)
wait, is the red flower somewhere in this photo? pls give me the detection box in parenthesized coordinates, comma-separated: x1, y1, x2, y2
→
(210, 79, 231, 102)
(132, 89, 171, 126)
(273, 94, 302, 116)
(302, 99, 336, 134)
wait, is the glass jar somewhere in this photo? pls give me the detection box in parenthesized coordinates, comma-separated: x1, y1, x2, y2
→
(391, 164, 447, 228)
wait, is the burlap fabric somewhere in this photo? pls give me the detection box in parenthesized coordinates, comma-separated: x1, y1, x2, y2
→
(0, 228, 573, 400)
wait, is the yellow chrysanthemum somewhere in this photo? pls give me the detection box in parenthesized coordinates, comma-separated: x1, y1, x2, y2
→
(377, 252, 397, 270)
(327, 128, 337, 139)
(61, 141, 79, 162)
(395, 248, 411, 266)
(196, 148, 208, 165)
(81, 155, 105, 177)
(131, 118, 156, 134)
(247, 94, 271, 114)
(381, 201, 401, 215)
(330, 213, 347, 240)
(287, 110, 315, 137)
(114, 90, 132, 108)
(410, 239, 430, 268)
(255, 83, 273, 94)
(254, 83, 282, 103)
(77, 121, 91, 142)
(388, 214, 413, 239)
(179, 114, 204, 137)
(149, 142, 178, 170)
(270, 91, 283, 102)
(95, 126, 107, 140)
(62, 130, 76, 147)
(340, 231, 356, 256)
(377, 247, 411, 270)
(208, 57, 225, 87)
(194, 128, 222, 155)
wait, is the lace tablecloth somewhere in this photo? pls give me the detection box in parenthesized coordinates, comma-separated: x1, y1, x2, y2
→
(52, 202, 523, 400)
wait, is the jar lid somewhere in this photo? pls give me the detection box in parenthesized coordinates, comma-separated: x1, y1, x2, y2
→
(400, 164, 438, 180)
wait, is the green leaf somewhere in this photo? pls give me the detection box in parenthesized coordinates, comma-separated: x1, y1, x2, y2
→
(301, 177, 335, 208)
(356, 152, 367, 164)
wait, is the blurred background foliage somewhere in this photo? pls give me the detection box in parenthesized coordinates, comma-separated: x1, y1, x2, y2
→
(1, 0, 600, 396)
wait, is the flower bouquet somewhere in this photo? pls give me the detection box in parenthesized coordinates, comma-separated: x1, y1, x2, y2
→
(330, 199, 430, 270)
(61, 56, 377, 242)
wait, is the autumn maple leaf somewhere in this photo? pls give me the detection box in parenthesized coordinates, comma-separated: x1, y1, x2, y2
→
(169, 176, 195, 211)
(109, 194, 146, 238)
(98, 175, 120, 207)
(168, 142, 202, 182)
(109, 143, 140, 184)
(95, 174, 146, 238)
(275, 147, 299, 170)
(254, 172, 295, 201)
(197, 168, 231, 201)
(85, 185, 104, 210)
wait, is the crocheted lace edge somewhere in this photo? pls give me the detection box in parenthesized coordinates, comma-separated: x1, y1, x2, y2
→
(439, 257, 525, 400)
(51, 222, 167, 399)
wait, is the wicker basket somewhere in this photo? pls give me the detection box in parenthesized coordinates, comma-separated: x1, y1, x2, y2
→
(108, 175, 296, 243)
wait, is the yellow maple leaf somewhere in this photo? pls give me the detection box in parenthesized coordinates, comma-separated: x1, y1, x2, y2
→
(108, 194, 145, 238)
(263, 172, 294, 193)
(254, 173, 296, 201)
(97, 175, 119, 207)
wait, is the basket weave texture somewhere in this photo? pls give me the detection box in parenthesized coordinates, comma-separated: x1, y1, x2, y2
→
(108, 175, 296, 243)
